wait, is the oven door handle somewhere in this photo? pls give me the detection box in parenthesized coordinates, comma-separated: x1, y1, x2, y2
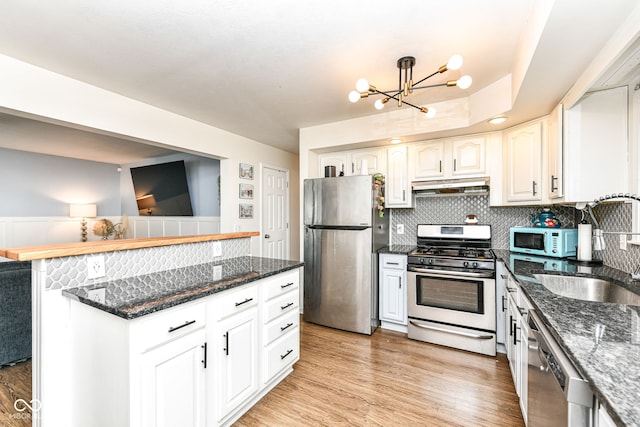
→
(409, 320, 494, 340)
(407, 266, 494, 278)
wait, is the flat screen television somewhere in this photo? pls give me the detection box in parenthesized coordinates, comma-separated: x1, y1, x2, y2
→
(130, 160, 193, 216)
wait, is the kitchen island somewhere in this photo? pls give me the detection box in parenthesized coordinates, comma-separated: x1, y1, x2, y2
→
(495, 250, 640, 427)
(1, 233, 303, 427)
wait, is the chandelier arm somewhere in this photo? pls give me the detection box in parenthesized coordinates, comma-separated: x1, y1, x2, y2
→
(373, 89, 425, 112)
(409, 83, 449, 91)
(412, 70, 441, 87)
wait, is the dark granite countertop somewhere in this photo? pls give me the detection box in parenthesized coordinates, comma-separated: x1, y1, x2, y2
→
(494, 250, 640, 427)
(378, 245, 415, 255)
(62, 256, 303, 320)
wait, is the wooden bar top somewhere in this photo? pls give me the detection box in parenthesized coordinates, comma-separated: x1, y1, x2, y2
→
(0, 232, 260, 261)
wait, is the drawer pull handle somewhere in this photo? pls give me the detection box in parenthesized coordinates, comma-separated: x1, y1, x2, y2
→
(280, 322, 294, 332)
(201, 342, 207, 369)
(387, 262, 399, 266)
(223, 332, 229, 356)
(281, 302, 294, 310)
(168, 319, 196, 333)
(280, 349, 294, 360)
(281, 282, 295, 289)
(235, 297, 253, 307)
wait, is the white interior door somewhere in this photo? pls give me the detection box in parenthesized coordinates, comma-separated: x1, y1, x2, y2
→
(262, 166, 289, 259)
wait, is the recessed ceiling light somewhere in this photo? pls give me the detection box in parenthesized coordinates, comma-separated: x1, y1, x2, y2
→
(389, 138, 402, 144)
(488, 116, 507, 125)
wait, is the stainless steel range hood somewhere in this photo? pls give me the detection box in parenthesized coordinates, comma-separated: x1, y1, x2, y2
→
(411, 177, 490, 197)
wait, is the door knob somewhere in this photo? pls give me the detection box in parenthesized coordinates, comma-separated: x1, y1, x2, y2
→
(264, 234, 270, 239)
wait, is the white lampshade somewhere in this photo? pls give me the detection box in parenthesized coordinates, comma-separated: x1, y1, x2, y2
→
(355, 78, 370, 93)
(456, 75, 472, 89)
(70, 204, 97, 218)
(348, 90, 361, 103)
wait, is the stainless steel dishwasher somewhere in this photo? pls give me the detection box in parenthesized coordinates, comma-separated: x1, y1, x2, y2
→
(527, 309, 593, 426)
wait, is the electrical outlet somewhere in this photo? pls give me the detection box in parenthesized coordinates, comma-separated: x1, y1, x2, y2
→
(397, 224, 405, 235)
(213, 265, 222, 281)
(87, 288, 106, 304)
(212, 241, 222, 257)
(620, 235, 628, 251)
(87, 255, 106, 279)
(233, 224, 241, 232)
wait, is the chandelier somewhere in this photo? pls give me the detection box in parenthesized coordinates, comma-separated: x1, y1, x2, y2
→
(348, 55, 472, 117)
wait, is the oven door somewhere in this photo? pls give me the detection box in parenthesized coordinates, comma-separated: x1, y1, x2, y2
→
(407, 267, 497, 356)
(408, 268, 496, 331)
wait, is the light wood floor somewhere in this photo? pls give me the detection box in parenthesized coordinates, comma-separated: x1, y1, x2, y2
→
(237, 320, 524, 426)
(0, 320, 524, 427)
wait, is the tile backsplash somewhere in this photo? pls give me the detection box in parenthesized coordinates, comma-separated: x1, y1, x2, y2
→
(390, 195, 640, 274)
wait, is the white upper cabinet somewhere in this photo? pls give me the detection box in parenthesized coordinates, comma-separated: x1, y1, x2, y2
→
(504, 120, 543, 203)
(563, 86, 628, 203)
(318, 147, 386, 177)
(410, 141, 446, 179)
(386, 145, 412, 208)
(410, 137, 485, 181)
(547, 104, 564, 199)
(451, 137, 486, 176)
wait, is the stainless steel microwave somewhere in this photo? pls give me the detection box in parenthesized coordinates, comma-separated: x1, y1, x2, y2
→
(509, 227, 578, 258)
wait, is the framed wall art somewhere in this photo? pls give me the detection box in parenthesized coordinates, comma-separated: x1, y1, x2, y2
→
(239, 183, 254, 199)
(239, 203, 254, 219)
(239, 163, 254, 179)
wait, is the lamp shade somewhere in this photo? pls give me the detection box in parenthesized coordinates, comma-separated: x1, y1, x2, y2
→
(70, 204, 97, 218)
(136, 194, 157, 210)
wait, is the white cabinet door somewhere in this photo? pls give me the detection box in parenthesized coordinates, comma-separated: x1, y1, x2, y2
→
(451, 137, 485, 176)
(411, 141, 445, 179)
(547, 103, 564, 199)
(380, 269, 406, 324)
(386, 145, 412, 208)
(505, 121, 542, 202)
(140, 328, 206, 427)
(217, 307, 259, 420)
(319, 152, 349, 176)
(351, 148, 385, 176)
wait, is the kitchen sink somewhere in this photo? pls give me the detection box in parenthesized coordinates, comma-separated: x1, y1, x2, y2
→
(533, 274, 640, 306)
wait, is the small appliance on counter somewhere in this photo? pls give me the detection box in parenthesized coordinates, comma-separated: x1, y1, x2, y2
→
(530, 208, 561, 228)
(509, 227, 578, 258)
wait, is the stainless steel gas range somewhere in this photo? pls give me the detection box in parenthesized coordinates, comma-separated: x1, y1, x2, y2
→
(407, 224, 497, 356)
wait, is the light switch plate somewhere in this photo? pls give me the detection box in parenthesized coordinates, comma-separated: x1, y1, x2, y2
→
(620, 235, 627, 251)
(212, 241, 222, 257)
(87, 255, 106, 279)
(397, 224, 405, 235)
(213, 265, 222, 281)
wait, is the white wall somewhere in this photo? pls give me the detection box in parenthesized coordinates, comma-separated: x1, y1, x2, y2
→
(0, 54, 300, 259)
(0, 147, 121, 216)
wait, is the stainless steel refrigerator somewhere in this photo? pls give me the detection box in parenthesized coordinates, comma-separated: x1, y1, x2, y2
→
(303, 175, 389, 335)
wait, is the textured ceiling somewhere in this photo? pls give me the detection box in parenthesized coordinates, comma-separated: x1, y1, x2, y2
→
(0, 0, 638, 162)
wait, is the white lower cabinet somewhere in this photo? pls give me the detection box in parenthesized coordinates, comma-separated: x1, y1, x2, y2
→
(69, 268, 300, 427)
(379, 254, 407, 332)
(140, 327, 207, 427)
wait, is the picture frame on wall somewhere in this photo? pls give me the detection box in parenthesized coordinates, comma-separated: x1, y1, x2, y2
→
(239, 163, 254, 179)
(239, 203, 254, 219)
(239, 183, 254, 199)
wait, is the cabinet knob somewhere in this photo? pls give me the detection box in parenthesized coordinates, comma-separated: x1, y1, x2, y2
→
(264, 234, 270, 239)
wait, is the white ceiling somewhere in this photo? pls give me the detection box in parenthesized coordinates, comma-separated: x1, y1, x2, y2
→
(0, 0, 638, 163)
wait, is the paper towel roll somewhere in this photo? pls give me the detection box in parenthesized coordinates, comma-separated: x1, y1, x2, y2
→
(577, 223, 592, 261)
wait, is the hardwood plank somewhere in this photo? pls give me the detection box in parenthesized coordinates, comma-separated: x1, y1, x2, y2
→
(237, 320, 524, 426)
(0, 361, 32, 427)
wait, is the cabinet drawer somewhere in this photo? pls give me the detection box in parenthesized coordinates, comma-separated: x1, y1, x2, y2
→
(211, 284, 259, 321)
(135, 301, 206, 351)
(263, 329, 299, 383)
(380, 254, 406, 270)
(264, 310, 299, 345)
(264, 291, 299, 323)
(263, 270, 299, 301)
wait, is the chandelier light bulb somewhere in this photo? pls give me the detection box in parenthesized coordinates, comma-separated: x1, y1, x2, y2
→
(348, 90, 361, 103)
(374, 99, 385, 110)
(355, 78, 370, 93)
(425, 107, 436, 118)
(456, 75, 472, 89)
(447, 54, 463, 71)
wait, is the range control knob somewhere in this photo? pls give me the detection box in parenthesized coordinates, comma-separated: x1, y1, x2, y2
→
(463, 261, 469, 267)
(428, 258, 434, 265)
(473, 262, 479, 268)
